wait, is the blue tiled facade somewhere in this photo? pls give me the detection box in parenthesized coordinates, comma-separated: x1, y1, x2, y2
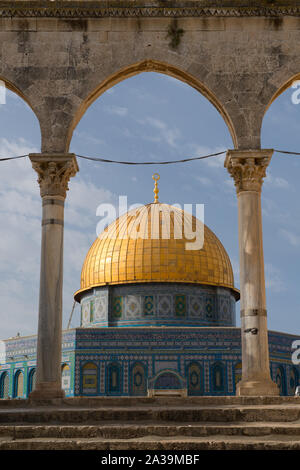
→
(1, 326, 299, 398)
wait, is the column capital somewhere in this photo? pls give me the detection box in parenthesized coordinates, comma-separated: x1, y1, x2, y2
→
(29, 153, 79, 198)
(225, 149, 273, 193)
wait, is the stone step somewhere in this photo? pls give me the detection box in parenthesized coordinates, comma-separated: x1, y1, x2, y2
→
(1, 396, 300, 408)
(1, 435, 300, 450)
(1, 406, 300, 424)
(1, 422, 300, 439)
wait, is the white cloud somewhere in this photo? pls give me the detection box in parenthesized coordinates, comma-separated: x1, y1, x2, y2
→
(66, 177, 115, 227)
(140, 117, 181, 148)
(104, 105, 128, 117)
(195, 175, 213, 186)
(265, 171, 290, 189)
(72, 130, 105, 147)
(192, 144, 227, 168)
(280, 228, 300, 247)
(224, 179, 235, 191)
(265, 263, 286, 292)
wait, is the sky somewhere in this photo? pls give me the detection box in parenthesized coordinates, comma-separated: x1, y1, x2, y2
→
(0, 72, 300, 338)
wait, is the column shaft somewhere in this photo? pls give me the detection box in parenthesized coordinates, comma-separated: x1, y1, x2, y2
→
(29, 154, 78, 400)
(225, 149, 279, 396)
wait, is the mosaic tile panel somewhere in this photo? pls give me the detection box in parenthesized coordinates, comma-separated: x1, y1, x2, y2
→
(144, 296, 154, 316)
(125, 295, 142, 319)
(189, 296, 204, 318)
(219, 296, 231, 322)
(175, 294, 186, 317)
(205, 296, 216, 322)
(81, 301, 91, 326)
(158, 295, 172, 317)
(112, 296, 123, 319)
(94, 294, 108, 322)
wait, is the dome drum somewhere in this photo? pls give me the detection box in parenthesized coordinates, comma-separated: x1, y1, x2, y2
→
(79, 283, 236, 328)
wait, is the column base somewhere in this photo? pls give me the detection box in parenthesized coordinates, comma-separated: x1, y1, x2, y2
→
(236, 378, 279, 397)
(29, 382, 65, 400)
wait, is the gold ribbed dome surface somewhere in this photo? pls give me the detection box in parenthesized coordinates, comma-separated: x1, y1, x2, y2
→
(75, 203, 237, 300)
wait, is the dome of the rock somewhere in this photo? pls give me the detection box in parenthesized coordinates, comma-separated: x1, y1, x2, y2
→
(74, 201, 239, 328)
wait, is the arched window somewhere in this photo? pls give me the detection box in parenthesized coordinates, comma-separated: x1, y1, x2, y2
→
(13, 370, 24, 398)
(0, 372, 9, 399)
(61, 364, 71, 391)
(187, 362, 203, 396)
(211, 362, 225, 393)
(154, 371, 182, 390)
(275, 366, 287, 396)
(130, 363, 146, 396)
(290, 366, 299, 395)
(107, 362, 122, 395)
(82, 362, 98, 395)
(27, 368, 36, 395)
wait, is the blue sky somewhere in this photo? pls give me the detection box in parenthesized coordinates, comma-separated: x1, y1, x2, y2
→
(0, 72, 299, 338)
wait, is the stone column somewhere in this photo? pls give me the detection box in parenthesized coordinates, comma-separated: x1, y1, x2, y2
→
(225, 149, 279, 396)
(29, 154, 78, 399)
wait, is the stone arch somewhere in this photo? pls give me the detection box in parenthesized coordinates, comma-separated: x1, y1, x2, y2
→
(66, 59, 238, 152)
(0, 74, 42, 147)
(261, 71, 300, 139)
(265, 72, 300, 114)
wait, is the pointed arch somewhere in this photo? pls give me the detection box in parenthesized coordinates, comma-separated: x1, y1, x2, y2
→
(0, 74, 42, 146)
(211, 361, 226, 394)
(130, 361, 147, 396)
(186, 361, 203, 396)
(275, 365, 287, 396)
(27, 368, 36, 395)
(106, 362, 122, 395)
(66, 59, 237, 151)
(13, 370, 24, 398)
(262, 71, 300, 134)
(81, 361, 99, 395)
(0, 372, 9, 399)
(153, 369, 184, 390)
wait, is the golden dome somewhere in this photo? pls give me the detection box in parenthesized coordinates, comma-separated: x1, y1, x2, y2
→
(74, 202, 239, 301)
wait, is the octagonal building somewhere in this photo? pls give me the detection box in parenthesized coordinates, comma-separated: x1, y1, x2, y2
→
(0, 192, 299, 399)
